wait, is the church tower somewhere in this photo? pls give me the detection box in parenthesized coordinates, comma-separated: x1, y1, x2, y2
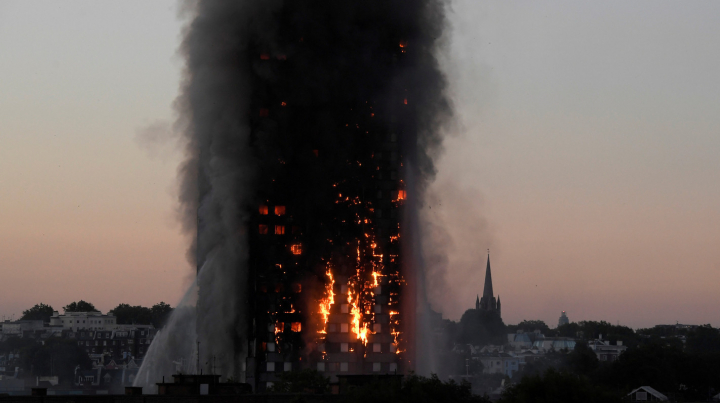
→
(476, 253, 501, 318)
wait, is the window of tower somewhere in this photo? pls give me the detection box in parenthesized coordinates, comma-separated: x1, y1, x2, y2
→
(259, 225, 269, 234)
(275, 225, 285, 235)
(259, 205, 269, 215)
(274, 206, 286, 216)
(291, 244, 302, 255)
(291, 322, 302, 332)
(397, 190, 406, 201)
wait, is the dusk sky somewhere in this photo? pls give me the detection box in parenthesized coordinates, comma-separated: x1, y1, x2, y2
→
(2, 1, 719, 329)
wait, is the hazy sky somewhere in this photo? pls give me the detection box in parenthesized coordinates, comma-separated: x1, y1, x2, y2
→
(1, 1, 719, 329)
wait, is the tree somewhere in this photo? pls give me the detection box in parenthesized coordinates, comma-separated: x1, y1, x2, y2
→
(567, 341, 599, 376)
(499, 369, 622, 403)
(108, 304, 152, 325)
(63, 300, 97, 313)
(344, 374, 491, 403)
(457, 309, 506, 346)
(686, 325, 720, 354)
(21, 303, 55, 322)
(508, 320, 550, 335)
(150, 302, 173, 328)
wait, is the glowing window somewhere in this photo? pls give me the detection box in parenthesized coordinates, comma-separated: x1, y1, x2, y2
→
(291, 244, 302, 255)
(259, 224, 268, 234)
(340, 304, 349, 313)
(291, 322, 302, 332)
(340, 323, 349, 333)
(275, 225, 285, 235)
(259, 205, 269, 215)
(397, 190, 407, 200)
(274, 206, 286, 216)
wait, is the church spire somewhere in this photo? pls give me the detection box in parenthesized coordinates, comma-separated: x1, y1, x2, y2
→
(476, 294, 480, 310)
(482, 253, 493, 300)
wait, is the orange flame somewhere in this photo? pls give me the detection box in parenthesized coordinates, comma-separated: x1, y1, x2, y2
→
(318, 268, 335, 333)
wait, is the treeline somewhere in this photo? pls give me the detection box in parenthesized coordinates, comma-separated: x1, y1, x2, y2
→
(499, 325, 720, 402)
(20, 300, 173, 328)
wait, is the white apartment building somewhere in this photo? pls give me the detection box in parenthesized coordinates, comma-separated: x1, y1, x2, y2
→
(49, 311, 117, 331)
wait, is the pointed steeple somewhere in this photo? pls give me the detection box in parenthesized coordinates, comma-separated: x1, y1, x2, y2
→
(482, 253, 494, 300)
(476, 295, 480, 310)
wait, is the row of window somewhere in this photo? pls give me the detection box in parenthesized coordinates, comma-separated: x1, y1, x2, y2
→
(327, 323, 383, 333)
(258, 224, 287, 235)
(259, 205, 285, 216)
(259, 283, 302, 293)
(266, 361, 397, 374)
(62, 319, 114, 324)
(313, 362, 398, 373)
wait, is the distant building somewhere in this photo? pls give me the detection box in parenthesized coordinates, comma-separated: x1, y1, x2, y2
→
(478, 353, 519, 378)
(475, 254, 501, 318)
(1, 320, 44, 336)
(558, 311, 569, 327)
(532, 337, 576, 352)
(588, 339, 627, 362)
(49, 311, 117, 331)
(627, 386, 668, 401)
(507, 332, 533, 350)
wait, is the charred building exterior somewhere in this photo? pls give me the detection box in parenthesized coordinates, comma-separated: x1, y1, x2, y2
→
(244, 11, 413, 390)
(179, 1, 449, 392)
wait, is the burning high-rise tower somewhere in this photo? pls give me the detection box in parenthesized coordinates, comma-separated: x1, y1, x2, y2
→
(138, 0, 451, 391)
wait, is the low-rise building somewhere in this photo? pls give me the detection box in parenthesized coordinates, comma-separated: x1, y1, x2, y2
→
(532, 337, 576, 352)
(1, 320, 44, 337)
(478, 353, 520, 378)
(627, 386, 668, 401)
(507, 332, 533, 350)
(49, 311, 117, 331)
(588, 339, 627, 362)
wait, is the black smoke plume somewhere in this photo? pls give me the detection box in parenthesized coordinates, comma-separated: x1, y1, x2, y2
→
(137, 0, 451, 386)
